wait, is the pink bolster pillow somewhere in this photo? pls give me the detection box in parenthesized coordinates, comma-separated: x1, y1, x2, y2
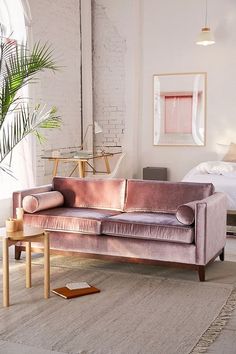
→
(176, 202, 195, 225)
(23, 191, 64, 213)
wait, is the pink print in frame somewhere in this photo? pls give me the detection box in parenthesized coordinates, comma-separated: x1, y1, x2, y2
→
(153, 73, 206, 146)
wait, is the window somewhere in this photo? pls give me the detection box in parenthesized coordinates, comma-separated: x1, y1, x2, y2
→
(0, 0, 31, 199)
(0, 0, 26, 42)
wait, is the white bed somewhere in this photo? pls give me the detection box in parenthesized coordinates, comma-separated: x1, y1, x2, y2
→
(182, 161, 236, 210)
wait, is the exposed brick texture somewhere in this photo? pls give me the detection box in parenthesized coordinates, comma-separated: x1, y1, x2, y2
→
(33, 0, 127, 183)
(29, 0, 82, 184)
(92, 0, 126, 153)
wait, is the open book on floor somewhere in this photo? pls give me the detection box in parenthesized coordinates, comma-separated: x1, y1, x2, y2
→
(52, 285, 100, 299)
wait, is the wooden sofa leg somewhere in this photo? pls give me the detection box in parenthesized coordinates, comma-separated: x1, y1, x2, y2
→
(198, 266, 205, 282)
(15, 246, 22, 260)
(219, 248, 225, 261)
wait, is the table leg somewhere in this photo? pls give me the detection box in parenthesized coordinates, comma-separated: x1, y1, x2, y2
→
(26, 241, 31, 288)
(44, 233, 50, 299)
(52, 159, 59, 177)
(103, 155, 111, 174)
(86, 161, 96, 175)
(2, 238, 9, 307)
(69, 164, 78, 177)
(78, 161, 85, 178)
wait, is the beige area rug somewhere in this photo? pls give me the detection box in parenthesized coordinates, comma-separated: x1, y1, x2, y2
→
(31, 253, 236, 287)
(0, 256, 235, 354)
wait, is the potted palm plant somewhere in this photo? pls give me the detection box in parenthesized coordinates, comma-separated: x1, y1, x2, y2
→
(0, 34, 61, 174)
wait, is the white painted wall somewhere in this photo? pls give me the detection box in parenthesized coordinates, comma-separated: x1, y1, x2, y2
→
(28, 0, 82, 184)
(93, 0, 236, 181)
(140, 0, 236, 181)
(0, 199, 12, 227)
(5, 0, 234, 185)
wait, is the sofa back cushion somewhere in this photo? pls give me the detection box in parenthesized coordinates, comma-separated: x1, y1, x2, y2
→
(53, 177, 126, 211)
(124, 180, 214, 213)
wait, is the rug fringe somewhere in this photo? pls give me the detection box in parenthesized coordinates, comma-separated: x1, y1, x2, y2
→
(190, 288, 236, 353)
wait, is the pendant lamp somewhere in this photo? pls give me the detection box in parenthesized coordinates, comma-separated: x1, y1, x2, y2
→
(196, 0, 215, 46)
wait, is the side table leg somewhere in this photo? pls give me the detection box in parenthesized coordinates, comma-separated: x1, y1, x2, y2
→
(44, 233, 50, 299)
(26, 242, 31, 288)
(3, 238, 9, 307)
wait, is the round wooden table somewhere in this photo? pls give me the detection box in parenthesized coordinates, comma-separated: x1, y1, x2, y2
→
(1, 225, 50, 307)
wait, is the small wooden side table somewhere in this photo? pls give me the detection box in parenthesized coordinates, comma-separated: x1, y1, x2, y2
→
(1, 226, 50, 307)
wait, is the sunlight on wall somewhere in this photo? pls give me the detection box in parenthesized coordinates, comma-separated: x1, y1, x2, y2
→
(0, 0, 28, 202)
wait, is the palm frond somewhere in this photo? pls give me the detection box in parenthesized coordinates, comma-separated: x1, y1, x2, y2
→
(0, 37, 61, 173)
(0, 163, 16, 177)
(0, 104, 60, 164)
(0, 40, 59, 124)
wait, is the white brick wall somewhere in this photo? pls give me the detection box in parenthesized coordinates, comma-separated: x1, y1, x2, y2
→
(30, 0, 130, 182)
(29, 0, 82, 184)
(92, 0, 126, 153)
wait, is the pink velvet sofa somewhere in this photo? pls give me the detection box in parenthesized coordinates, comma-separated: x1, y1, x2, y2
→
(13, 177, 227, 281)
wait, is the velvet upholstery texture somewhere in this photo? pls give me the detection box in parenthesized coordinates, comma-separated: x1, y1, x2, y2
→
(102, 212, 194, 244)
(12, 185, 52, 217)
(26, 231, 197, 264)
(53, 177, 126, 211)
(176, 201, 197, 225)
(23, 191, 64, 213)
(24, 207, 120, 235)
(13, 178, 227, 277)
(195, 192, 227, 265)
(124, 180, 214, 213)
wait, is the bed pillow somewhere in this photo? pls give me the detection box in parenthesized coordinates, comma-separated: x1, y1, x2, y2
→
(196, 161, 234, 175)
(23, 191, 64, 213)
(176, 201, 196, 225)
(223, 143, 236, 162)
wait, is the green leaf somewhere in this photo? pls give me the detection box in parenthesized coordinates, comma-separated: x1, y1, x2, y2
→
(0, 38, 62, 170)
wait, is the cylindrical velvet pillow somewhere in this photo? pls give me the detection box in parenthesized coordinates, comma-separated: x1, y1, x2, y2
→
(176, 203, 195, 226)
(23, 191, 64, 214)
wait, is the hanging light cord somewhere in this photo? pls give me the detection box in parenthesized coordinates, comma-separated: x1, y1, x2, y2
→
(205, 0, 208, 28)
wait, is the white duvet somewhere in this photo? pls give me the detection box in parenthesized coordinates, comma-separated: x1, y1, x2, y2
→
(182, 161, 236, 210)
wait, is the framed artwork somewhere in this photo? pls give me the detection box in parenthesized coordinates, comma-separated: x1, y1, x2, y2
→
(153, 72, 206, 146)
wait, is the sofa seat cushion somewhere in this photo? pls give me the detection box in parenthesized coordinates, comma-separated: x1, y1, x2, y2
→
(102, 212, 194, 244)
(24, 207, 121, 235)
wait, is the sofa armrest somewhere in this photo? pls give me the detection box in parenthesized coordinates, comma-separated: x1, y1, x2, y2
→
(12, 184, 52, 217)
(195, 192, 227, 265)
